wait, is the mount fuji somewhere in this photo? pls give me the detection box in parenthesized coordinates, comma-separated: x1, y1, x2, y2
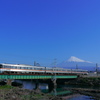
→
(57, 56, 96, 71)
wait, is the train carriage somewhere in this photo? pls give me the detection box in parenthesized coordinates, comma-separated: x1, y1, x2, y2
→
(0, 63, 88, 75)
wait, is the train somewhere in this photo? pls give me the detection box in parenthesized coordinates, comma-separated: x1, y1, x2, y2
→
(0, 63, 88, 75)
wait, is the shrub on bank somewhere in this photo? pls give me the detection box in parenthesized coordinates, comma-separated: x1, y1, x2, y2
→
(65, 77, 100, 86)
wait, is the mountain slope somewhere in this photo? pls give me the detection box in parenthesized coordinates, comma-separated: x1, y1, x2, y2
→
(58, 56, 96, 71)
(67, 56, 92, 63)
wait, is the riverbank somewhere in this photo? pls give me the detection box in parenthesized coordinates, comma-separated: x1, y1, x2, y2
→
(64, 77, 100, 100)
(65, 77, 100, 86)
(0, 85, 64, 100)
(1, 77, 100, 100)
(70, 88, 100, 100)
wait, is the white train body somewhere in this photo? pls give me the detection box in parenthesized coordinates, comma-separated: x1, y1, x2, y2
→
(0, 63, 88, 75)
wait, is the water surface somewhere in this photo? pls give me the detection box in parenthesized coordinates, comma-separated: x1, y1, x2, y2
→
(14, 80, 95, 100)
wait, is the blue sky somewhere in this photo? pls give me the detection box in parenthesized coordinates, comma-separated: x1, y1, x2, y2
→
(0, 0, 100, 66)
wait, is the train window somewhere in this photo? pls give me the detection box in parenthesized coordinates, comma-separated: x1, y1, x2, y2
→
(42, 68, 44, 70)
(4, 66, 7, 68)
(39, 68, 41, 70)
(3, 66, 6, 68)
(11, 66, 13, 68)
(24, 67, 26, 69)
(0, 64, 3, 68)
(29, 67, 32, 69)
(48, 69, 52, 71)
(46, 68, 48, 70)
(21, 67, 24, 69)
(14, 66, 17, 69)
(34, 68, 38, 70)
(23, 67, 26, 69)
(21, 67, 23, 69)
(30, 68, 32, 70)
(27, 67, 31, 69)
(41, 68, 44, 70)
(6, 66, 11, 68)
(7, 66, 9, 68)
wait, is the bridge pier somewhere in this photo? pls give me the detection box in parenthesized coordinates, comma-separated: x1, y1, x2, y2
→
(7, 79, 13, 85)
(48, 76, 57, 92)
(35, 80, 39, 90)
(51, 78, 57, 88)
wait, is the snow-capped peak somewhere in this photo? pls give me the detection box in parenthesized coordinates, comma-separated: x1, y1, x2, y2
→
(67, 56, 92, 63)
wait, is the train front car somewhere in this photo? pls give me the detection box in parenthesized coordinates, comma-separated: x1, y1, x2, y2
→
(0, 64, 46, 75)
(0, 64, 11, 74)
(0, 64, 3, 73)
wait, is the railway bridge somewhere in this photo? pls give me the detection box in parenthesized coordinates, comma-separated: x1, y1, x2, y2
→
(0, 74, 78, 86)
(0, 63, 85, 89)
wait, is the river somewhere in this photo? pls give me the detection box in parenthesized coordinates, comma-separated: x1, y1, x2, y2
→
(14, 79, 95, 100)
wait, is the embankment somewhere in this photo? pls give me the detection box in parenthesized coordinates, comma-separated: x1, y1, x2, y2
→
(0, 85, 64, 100)
(64, 77, 100, 100)
(65, 77, 100, 86)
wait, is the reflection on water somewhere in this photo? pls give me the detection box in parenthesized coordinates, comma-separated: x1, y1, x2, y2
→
(14, 80, 48, 90)
(14, 80, 95, 100)
(66, 95, 94, 100)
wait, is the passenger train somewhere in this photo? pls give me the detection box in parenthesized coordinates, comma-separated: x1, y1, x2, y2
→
(0, 63, 88, 75)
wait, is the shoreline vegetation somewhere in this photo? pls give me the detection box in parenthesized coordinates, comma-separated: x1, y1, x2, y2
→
(65, 77, 100, 86)
(64, 77, 100, 100)
(0, 77, 100, 100)
(70, 88, 100, 100)
(0, 85, 64, 100)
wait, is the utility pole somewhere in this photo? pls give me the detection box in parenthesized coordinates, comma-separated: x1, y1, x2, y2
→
(51, 58, 57, 91)
(34, 61, 36, 66)
(76, 64, 78, 71)
(96, 63, 98, 76)
(54, 58, 57, 68)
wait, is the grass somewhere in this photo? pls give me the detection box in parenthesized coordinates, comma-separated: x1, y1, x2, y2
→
(0, 85, 14, 89)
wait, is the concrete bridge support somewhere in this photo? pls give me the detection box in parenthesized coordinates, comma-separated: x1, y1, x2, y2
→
(35, 79, 39, 90)
(48, 77, 57, 92)
(51, 78, 57, 88)
(7, 79, 12, 85)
